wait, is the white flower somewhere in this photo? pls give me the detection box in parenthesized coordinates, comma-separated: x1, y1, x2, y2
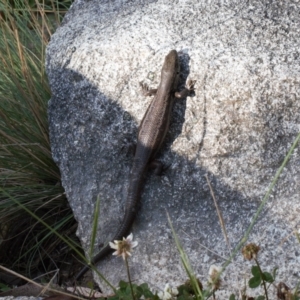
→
(109, 233, 138, 260)
(208, 265, 222, 291)
(158, 284, 179, 300)
(208, 265, 222, 276)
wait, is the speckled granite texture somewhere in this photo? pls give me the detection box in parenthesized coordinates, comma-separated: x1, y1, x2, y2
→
(46, 0, 300, 297)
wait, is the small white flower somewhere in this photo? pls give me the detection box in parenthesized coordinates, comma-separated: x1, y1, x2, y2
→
(158, 284, 179, 300)
(109, 233, 138, 260)
(157, 289, 172, 300)
(208, 265, 222, 276)
(208, 265, 222, 291)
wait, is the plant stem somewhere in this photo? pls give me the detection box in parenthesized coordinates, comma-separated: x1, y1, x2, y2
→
(254, 258, 269, 300)
(125, 257, 135, 300)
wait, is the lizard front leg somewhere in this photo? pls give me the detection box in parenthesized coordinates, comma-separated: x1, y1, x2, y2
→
(175, 78, 196, 99)
(139, 82, 158, 97)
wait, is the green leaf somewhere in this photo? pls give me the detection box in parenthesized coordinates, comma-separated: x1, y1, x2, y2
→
(249, 276, 261, 288)
(89, 195, 101, 261)
(139, 283, 148, 290)
(229, 294, 236, 300)
(134, 285, 142, 298)
(272, 267, 278, 281)
(139, 283, 154, 298)
(262, 271, 274, 283)
(124, 284, 131, 296)
(255, 296, 265, 300)
(178, 294, 194, 300)
(251, 265, 260, 277)
(0, 283, 10, 292)
(136, 286, 143, 293)
(119, 280, 128, 290)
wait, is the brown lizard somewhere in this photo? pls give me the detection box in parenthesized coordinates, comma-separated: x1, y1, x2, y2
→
(75, 49, 195, 281)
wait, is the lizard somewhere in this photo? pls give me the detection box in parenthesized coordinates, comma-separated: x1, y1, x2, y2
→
(75, 49, 195, 281)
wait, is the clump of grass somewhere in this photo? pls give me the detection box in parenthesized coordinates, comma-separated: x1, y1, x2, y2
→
(0, 0, 79, 280)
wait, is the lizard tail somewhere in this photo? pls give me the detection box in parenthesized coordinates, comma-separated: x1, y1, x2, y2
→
(74, 163, 147, 282)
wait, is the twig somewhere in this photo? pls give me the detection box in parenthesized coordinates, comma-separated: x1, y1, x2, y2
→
(205, 174, 232, 255)
(0, 265, 83, 299)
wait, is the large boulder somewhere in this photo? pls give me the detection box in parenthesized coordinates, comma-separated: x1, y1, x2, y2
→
(46, 0, 300, 297)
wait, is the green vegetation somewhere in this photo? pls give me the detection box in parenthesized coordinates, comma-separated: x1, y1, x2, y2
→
(0, 0, 79, 279)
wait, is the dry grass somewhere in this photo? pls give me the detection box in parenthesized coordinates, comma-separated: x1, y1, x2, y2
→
(0, 0, 80, 280)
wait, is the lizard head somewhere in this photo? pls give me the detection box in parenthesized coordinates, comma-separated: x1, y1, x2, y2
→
(161, 50, 180, 90)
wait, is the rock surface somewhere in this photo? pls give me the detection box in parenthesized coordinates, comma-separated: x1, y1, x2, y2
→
(46, 0, 300, 297)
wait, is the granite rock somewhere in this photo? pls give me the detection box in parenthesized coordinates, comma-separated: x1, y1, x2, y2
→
(46, 0, 300, 296)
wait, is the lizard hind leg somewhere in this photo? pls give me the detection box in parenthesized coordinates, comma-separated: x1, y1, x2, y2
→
(149, 160, 171, 175)
(124, 142, 136, 157)
(175, 78, 197, 99)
